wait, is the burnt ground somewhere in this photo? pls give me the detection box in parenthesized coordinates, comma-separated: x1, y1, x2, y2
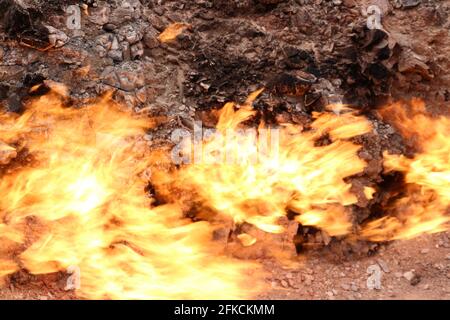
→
(0, 0, 449, 299)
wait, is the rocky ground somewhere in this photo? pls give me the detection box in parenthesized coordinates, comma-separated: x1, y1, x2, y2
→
(0, 0, 449, 300)
(0, 231, 449, 300)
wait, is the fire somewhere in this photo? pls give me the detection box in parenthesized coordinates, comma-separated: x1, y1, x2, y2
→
(361, 99, 450, 241)
(0, 83, 260, 299)
(158, 23, 190, 43)
(161, 90, 374, 238)
(0, 82, 448, 299)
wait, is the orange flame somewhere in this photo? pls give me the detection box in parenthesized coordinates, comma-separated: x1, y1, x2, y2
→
(0, 84, 260, 299)
(1, 84, 448, 299)
(361, 99, 449, 241)
(164, 90, 374, 238)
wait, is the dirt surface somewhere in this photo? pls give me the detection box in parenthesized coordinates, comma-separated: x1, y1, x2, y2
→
(262, 231, 450, 300)
(0, 0, 449, 300)
(0, 231, 448, 300)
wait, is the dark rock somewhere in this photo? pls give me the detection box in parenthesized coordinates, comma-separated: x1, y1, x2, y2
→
(401, 0, 421, 9)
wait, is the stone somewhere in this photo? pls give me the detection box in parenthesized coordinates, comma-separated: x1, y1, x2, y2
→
(143, 10, 166, 31)
(95, 33, 114, 51)
(403, 270, 421, 285)
(101, 66, 120, 88)
(116, 62, 145, 91)
(46, 26, 69, 48)
(130, 42, 144, 59)
(421, 284, 430, 290)
(108, 49, 123, 62)
(143, 27, 160, 49)
(103, 23, 117, 32)
(118, 24, 144, 44)
(109, 0, 142, 25)
(111, 36, 120, 50)
(403, 271, 415, 281)
(401, 0, 421, 8)
(88, 5, 111, 25)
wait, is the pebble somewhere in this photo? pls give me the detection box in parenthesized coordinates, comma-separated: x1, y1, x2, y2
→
(403, 271, 415, 281)
(420, 249, 430, 254)
(403, 270, 421, 286)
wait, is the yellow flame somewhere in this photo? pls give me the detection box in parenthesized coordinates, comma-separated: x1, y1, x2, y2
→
(0, 85, 260, 299)
(158, 23, 190, 43)
(1, 84, 448, 299)
(162, 90, 373, 237)
(361, 99, 450, 241)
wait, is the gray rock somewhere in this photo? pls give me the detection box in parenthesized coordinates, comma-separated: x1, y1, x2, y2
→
(88, 5, 111, 25)
(108, 49, 123, 62)
(401, 0, 421, 8)
(118, 24, 144, 44)
(101, 66, 120, 88)
(116, 62, 145, 91)
(109, 0, 143, 25)
(95, 33, 115, 51)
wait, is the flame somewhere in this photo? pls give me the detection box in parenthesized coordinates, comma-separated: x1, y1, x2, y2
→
(0, 85, 260, 299)
(162, 90, 373, 238)
(1, 82, 448, 299)
(158, 23, 190, 43)
(361, 99, 450, 241)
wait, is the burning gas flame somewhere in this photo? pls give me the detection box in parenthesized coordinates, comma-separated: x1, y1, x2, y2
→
(158, 90, 374, 239)
(361, 98, 449, 241)
(0, 82, 448, 299)
(0, 83, 260, 299)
